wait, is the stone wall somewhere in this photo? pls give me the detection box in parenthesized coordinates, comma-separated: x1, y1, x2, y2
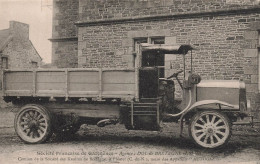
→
(52, 0, 260, 117)
(78, 12, 260, 117)
(2, 41, 41, 69)
(52, 0, 79, 38)
(79, 0, 259, 22)
(51, 0, 79, 68)
(10, 21, 29, 40)
(1, 21, 42, 69)
(52, 41, 78, 68)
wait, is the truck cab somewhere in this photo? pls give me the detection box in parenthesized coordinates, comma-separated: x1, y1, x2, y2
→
(133, 43, 249, 148)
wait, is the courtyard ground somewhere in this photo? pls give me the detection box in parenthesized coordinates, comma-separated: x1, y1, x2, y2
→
(0, 106, 259, 164)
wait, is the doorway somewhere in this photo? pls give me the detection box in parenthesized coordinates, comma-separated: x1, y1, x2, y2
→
(139, 50, 165, 99)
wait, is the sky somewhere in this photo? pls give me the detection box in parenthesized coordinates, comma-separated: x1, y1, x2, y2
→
(0, 0, 53, 63)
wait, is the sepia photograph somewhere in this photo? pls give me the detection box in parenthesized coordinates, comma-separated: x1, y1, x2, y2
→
(0, 0, 260, 163)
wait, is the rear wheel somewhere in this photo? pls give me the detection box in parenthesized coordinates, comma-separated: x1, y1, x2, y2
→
(188, 110, 231, 148)
(14, 104, 53, 144)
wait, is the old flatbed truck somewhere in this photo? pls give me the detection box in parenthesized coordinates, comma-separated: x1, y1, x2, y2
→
(2, 43, 249, 148)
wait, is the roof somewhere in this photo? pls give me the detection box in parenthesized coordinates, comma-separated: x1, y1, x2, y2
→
(140, 43, 194, 54)
(0, 28, 41, 61)
(29, 40, 42, 61)
(0, 29, 12, 52)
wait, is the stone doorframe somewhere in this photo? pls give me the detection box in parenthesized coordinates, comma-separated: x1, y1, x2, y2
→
(120, 29, 177, 68)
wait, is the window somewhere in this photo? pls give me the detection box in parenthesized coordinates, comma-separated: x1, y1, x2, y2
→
(134, 37, 165, 51)
(32, 61, 38, 68)
(1, 57, 8, 69)
(134, 38, 148, 51)
(151, 37, 165, 44)
(134, 37, 165, 78)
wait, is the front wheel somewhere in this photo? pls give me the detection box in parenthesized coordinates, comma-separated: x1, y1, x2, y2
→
(14, 104, 53, 144)
(188, 110, 231, 148)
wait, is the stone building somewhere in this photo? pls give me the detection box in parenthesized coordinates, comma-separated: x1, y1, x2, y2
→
(0, 21, 42, 69)
(50, 0, 260, 117)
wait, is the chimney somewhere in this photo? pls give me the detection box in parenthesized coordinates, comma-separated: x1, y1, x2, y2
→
(9, 21, 29, 40)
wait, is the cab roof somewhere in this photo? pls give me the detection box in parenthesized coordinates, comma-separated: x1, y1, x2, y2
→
(140, 43, 194, 54)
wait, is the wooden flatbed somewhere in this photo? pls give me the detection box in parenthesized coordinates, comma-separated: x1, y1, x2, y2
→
(2, 68, 138, 100)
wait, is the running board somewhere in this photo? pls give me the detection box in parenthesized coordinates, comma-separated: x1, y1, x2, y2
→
(233, 116, 260, 127)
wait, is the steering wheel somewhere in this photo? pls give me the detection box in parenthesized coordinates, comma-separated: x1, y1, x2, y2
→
(167, 70, 184, 79)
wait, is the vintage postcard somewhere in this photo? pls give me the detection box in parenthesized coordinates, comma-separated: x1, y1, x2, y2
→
(0, 0, 260, 164)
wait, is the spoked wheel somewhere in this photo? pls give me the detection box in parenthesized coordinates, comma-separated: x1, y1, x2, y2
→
(189, 110, 231, 148)
(14, 104, 53, 144)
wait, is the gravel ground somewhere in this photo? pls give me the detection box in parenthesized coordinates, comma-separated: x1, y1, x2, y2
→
(0, 107, 259, 164)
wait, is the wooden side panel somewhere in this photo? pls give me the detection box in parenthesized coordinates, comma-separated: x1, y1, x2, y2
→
(102, 71, 135, 96)
(68, 71, 99, 96)
(4, 68, 138, 99)
(5, 72, 33, 91)
(36, 71, 65, 95)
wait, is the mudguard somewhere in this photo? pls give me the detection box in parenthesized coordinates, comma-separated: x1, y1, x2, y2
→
(179, 100, 239, 137)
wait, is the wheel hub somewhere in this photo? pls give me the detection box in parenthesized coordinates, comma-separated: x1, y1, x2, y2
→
(28, 120, 39, 128)
(204, 124, 215, 135)
(207, 128, 214, 134)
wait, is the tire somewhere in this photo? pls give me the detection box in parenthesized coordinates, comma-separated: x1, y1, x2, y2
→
(14, 104, 53, 144)
(188, 110, 231, 148)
